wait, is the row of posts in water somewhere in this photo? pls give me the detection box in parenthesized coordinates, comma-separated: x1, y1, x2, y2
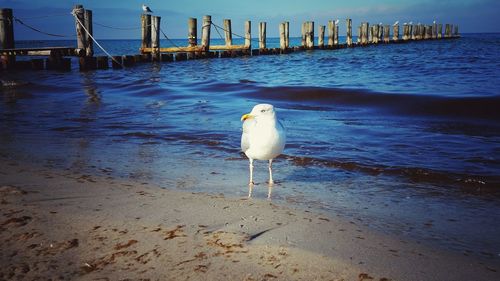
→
(0, 5, 459, 72)
(139, 14, 459, 59)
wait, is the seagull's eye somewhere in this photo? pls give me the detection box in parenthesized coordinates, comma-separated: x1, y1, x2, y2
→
(261, 109, 266, 113)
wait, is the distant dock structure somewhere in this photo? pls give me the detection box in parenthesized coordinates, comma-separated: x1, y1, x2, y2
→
(0, 5, 460, 72)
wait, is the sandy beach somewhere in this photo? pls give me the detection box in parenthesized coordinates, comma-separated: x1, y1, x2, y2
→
(0, 153, 498, 281)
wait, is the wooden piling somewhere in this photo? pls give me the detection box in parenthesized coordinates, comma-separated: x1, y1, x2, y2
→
(259, 22, 266, 50)
(73, 5, 86, 52)
(454, 25, 459, 37)
(244, 20, 251, 48)
(284, 21, 289, 49)
(151, 16, 161, 61)
(445, 24, 450, 38)
(223, 19, 232, 46)
(373, 25, 379, 43)
(419, 24, 425, 40)
(327, 21, 334, 47)
(433, 22, 437, 39)
(201, 15, 211, 52)
(141, 14, 152, 52)
(438, 24, 443, 39)
(334, 23, 339, 45)
(411, 24, 417, 40)
(0, 8, 15, 70)
(96, 56, 109, 69)
(378, 24, 383, 42)
(450, 24, 454, 38)
(357, 26, 361, 43)
(318, 25, 325, 48)
(383, 25, 390, 43)
(346, 19, 353, 46)
(301, 22, 306, 48)
(393, 24, 399, 41)
(84, 10, 93, 56)
(279, 23, 286, 51)
(361, 22, 369, 45)
(305, 21, 314, 49)
(188, 18, 197, 47)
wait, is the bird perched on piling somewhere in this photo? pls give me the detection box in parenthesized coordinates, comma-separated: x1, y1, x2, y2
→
(394, 21, 399, 26)
(335, 19, 339, 25)
(142, 4, 153, 13)
(241, 104, 286, 186)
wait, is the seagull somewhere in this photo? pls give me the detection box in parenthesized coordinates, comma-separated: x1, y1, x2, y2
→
(335, 19, 339, 25)
(394, 21, 399, 26)
(142, 4, 153, 13)
(241, 104, 286, 186)
(409, 21, 413, 25)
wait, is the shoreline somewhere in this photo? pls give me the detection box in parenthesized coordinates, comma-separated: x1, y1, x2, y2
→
(1, 156, 499, 280)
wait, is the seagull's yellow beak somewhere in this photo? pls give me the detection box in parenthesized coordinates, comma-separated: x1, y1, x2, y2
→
(241, 114, 253, 122)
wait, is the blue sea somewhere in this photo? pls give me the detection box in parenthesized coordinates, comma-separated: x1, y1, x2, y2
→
(2, 34, 500, 261)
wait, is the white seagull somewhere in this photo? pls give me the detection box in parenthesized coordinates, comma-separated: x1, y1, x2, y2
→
(335, 19, 339, 25)
(394, 21, 399, 26)
(142, 4, 153, 13)
(241, 104, 286, 186)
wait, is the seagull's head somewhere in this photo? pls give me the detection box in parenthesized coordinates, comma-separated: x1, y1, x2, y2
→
(241, 104, 276, 122)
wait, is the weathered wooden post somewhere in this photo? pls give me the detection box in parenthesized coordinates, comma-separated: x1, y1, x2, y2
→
(383, 25, 390, 43)
(346, 19, 353, 46)
(279, 22, 286, 51)
(223, 19, 232, 46)
(369, 26, 374, 43)
(378, 24, 383, 42)
(438, 23, 443, 39)
(361, 22, 369, 45)
(450, 24, 454, 37)
(318, 25, 325, 48)
(357, 25, 361, 43)
(0, 8, 15, 70)
(454, 25, 459, 37)
(334, 22, 339, 45)
(301, 22, 306, 48)
(372, 24, 379, 43)
(73, 5, 86, 52)
(393, 23, 399, 41)
(201, 15, 211, 52)
(187, 17, 197, 59)
(305, 21, 314, 49)
(188, 18, 197, 47)
(151, 16, 161, 61)
(411, 24, 417, 40)
(259, 22, 266, 50)
(433, 22, 437, 39)
(327, 20, 334, 47)
(84, 9, 93, 56)
(284, 21, 289, 48)
(141, 14, 152, 53)
(419, 24, 425, 40)
(445, 24, 450, 38)
(244, 20, 251, 50)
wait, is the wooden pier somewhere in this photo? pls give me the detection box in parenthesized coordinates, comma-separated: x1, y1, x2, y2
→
(0, 5, 461, 72)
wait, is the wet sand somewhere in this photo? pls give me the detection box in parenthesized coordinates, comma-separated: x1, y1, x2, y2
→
(0, 156, 498, 281)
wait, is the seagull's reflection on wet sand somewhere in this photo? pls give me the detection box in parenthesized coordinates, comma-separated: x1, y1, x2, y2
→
(247, 183, 273, 200)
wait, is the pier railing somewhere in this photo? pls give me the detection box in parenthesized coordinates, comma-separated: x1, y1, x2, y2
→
(0, 5, 461, 72)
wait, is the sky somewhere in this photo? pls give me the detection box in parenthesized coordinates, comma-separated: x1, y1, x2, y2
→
(3, 0, 499, 40)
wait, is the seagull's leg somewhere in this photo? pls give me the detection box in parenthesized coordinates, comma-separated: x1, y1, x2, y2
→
(249, 158, 254, 186)
(268, 159, 274, 185)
